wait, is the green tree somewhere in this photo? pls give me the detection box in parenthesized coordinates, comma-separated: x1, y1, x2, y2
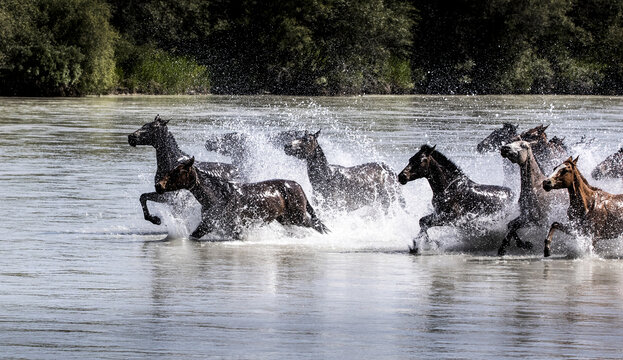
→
(0, 0, 117, 96)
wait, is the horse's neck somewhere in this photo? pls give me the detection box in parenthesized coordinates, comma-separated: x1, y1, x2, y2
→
(427, 159, 465, 195)
(567, 172, 595, 218)
(306, 146, 331, 184)
(520, 149, 545, 195)
(155, 132, 188, 175)
(191, 169, 227, 207)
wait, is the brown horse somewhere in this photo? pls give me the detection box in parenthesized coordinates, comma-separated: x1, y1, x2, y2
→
(542, 157, 623, 257)
(398, 145, 513, 253)
(497, 140, 566, 255)
(155, 157, 329, 239)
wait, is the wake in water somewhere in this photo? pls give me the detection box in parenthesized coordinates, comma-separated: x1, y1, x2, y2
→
(124, 104, 623, 259)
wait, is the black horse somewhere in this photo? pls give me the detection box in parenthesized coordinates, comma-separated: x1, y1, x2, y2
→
(284, 130, 404, 211)
(155, 157, 329, 238)
(497, 140, 567, 255)
(128, 115, 239, 225)
(592, 147, 623, 180)
(398, 145, 513, 253)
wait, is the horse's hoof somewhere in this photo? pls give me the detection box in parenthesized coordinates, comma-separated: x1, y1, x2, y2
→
(497, 247, 506, 256)
(517, 240, 533, 250)
(544, 248, 551, 258)
(148, 216, 161, 225)
(408, 240, 419, 255)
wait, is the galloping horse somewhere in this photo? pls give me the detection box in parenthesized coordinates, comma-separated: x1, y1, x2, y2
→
(591, 148, 623, 180)
(205, 130, 308, 175)
(398, 145, 513, 253)
(155, 157, 329, 238)
(128, 115, 239, 225)
(477, 124, 569, 186)
(497, 140, 566, 255)
(543, 157, 623, 257)
(284, 130, 404, 211)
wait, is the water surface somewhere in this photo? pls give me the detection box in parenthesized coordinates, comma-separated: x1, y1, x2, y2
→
(1, 95, 623, 359)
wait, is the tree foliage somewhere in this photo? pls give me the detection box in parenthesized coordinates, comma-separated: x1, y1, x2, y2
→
(1, 0, 623, 95)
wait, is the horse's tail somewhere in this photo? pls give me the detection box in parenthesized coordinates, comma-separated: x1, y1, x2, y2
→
(306, 202, 329, 234)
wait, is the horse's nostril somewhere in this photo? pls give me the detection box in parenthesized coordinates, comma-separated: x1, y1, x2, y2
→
(128, 135, 137, 147)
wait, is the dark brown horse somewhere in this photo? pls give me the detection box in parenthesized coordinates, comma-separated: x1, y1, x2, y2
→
(543, 157, 623, 257)
(398, 145, 513, 253)
(155, 157, 329, 238)
(497, 140, 567, 255)
(591, 148, 623, 180)
(284, 130, 404, 211)
(128, 115, 239, 225)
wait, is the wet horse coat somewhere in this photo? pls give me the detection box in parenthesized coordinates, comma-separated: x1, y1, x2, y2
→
(128, 115, 239, 225)
(543, 157, 623, 257)
(155, 157, 329, 238)
(399, 145, 513, 253)
(591, 148, 623, 180)
(497, 140, 566, 255)
(284, 130, 404, 211)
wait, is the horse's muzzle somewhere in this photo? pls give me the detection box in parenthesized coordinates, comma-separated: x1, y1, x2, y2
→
(155, 182, 165, 194)
(542, 179, 553, 192)
(398, 173, 409, 185)
(128, 134, 137, 147)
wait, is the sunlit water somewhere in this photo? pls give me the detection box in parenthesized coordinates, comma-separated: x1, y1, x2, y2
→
(1, 95, 623, 358)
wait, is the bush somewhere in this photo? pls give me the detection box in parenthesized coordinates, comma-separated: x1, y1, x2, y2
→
(0, 0, 117, 96)
(117, 44, 210, 94)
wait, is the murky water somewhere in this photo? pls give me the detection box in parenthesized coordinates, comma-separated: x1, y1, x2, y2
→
(2, 95, 623, 358)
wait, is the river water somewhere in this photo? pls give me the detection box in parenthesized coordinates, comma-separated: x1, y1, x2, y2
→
(1, 95, 623, 358)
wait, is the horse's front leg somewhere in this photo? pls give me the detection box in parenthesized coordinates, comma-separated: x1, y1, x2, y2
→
(139, 192, 168, 225)
(190, 211, 215, 239)
(410, 213, 448, 254)
(544, 222, 570, 257)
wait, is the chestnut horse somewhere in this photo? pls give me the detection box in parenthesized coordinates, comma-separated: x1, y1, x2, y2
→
(542, 157, 623, 257)
(128, 115, 239, 225)
(497, 140, 566, 255)
(591, 148, 623, 180)
(284, 130, 404, 211)
(155, 157, 329, 238)
(398, 145, 513, 253)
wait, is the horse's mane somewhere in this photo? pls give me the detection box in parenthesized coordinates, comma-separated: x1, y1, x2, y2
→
(566, 160, 601, 191)
(196, 167, 237, 198)
(423, 145, 465, 178)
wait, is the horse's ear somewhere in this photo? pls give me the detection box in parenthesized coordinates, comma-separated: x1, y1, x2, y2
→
(427, 144, 437, 155)
(541, 124, 550, 132)
(314, 129, 321, 138)
(618, 148, 623, 153)
(573, 155, 579, 165)
(184, 157, 195, 168)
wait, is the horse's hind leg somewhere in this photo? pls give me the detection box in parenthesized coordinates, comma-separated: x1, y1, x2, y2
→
(498, 217, 532, 256)
(140, 192, 168, 225)
(544, 222, 570, 257)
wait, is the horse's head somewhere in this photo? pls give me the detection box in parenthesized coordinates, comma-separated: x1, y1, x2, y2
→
(477, 123, 518, 153)
(513, 124, 549, 144)
(543, 156, 579, 192)
(398, 145, 436, 185)
(128, 114, 170, 147)
(155, 157, 196, 194)
(284, 130, 321, 159)
(592, 148, 623, 180)
(500, 140, 533, 165)
(205, 132, 249, 157)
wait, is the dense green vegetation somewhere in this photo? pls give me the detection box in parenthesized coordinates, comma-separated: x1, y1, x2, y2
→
(1, 0, 622, 96)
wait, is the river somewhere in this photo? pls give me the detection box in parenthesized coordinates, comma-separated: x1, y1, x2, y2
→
(1, 95, 623, 358)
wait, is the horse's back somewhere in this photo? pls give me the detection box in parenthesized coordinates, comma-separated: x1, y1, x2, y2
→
(196, 161, 239, 181)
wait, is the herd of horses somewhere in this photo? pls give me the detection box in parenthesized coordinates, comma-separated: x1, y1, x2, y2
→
(128, 115, 623, 257)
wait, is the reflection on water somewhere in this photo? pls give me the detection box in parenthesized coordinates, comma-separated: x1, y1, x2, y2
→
(1, 95, 623, 358)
